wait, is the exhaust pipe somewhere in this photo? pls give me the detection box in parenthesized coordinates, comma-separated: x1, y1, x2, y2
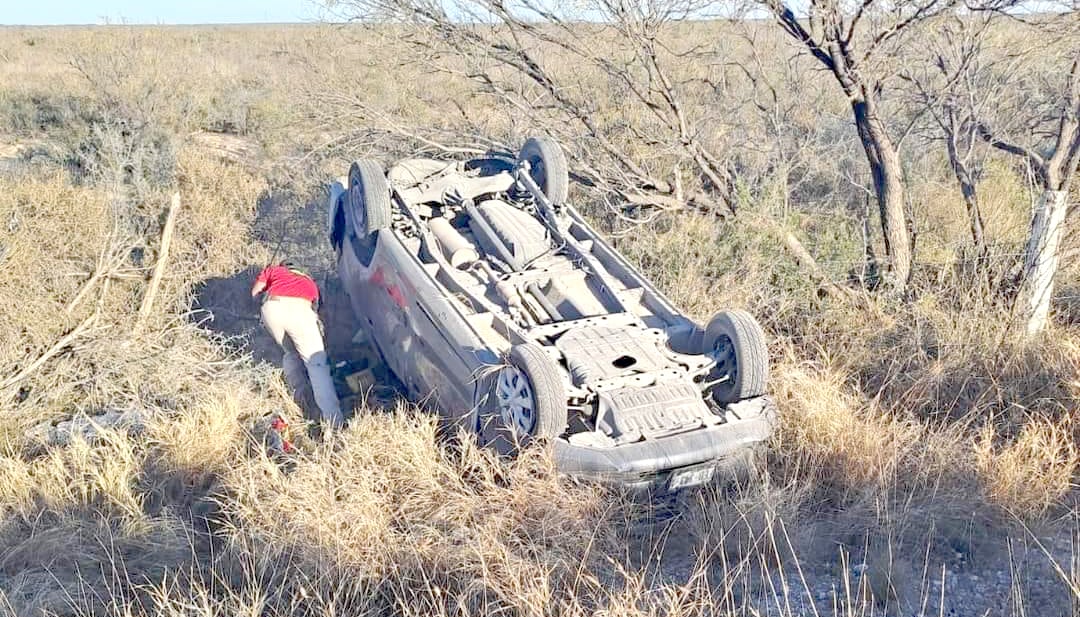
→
(428, 217, 479, 269)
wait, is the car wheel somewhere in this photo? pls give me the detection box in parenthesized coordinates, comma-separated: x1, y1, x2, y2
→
(518, 136, 569, 206)
(703, 309, 768, 403)
(347, 160, 392, 237)
(496, 344, 567, 441)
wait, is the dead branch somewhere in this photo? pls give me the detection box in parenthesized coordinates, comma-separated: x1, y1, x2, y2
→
(1, 310, 102, 394)
(67, 231, 136, 314)
(135, 192, 181, 333)
(760, 217, 856, 300)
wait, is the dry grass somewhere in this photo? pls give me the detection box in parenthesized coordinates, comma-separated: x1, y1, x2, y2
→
(0, 22, 1076, 617)
(976, 418, 1079, 516)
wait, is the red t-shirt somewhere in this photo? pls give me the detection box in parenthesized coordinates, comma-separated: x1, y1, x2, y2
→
(255, 265, 319, 302)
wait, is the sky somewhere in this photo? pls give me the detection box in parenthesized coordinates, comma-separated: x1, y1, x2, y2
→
(0, 0, 326, 25)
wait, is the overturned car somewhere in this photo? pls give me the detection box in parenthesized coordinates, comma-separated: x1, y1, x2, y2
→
(327, 137, 776, 491)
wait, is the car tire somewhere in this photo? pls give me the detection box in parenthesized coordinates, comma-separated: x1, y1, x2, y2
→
(518, 136, 569, 206)
(347, 160, 392, 237)
(702, 309, 768, 403)
(497, 344, 567, 441)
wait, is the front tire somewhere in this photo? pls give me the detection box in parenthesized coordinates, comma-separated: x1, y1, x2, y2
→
(496, 344, 567, 441)
(347, 160, 392, 237)
(703, 310, 769, 403)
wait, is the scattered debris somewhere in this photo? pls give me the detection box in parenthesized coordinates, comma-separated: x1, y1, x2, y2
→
(252, 411, 299, 457)
(25, 408, 149, 447)
(344, 368, 376, 394)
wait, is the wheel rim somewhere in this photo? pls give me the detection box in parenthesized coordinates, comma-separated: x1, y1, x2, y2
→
(709, 335, 737, 387)
(526, 156, 546, 195)
(496, 365, 536, 436)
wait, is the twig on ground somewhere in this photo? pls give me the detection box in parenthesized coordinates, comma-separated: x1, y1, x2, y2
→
(67, 233, 134, 314)
(135, 192, 181, 333)
(1, 309, 102, 394)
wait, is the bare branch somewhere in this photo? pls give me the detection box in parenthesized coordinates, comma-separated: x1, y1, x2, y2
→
(975, 121, 1048, 180)
(763, 0, 837, 72)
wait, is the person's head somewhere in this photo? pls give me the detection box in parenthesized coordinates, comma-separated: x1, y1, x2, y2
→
(279, 260, 311, 278)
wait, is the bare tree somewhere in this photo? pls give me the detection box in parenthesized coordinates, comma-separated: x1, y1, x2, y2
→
(903, 14, 996, 256)
(967, 15, 1080, 335)
(757, 0, 1005, 292)
(324, 1, 758, 217)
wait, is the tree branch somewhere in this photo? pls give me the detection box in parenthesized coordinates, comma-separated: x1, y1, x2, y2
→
(975, 121, 1047, 181)
(764, 0, 836, 72)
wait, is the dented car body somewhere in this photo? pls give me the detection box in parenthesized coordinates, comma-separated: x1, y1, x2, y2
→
(327, 138, 775, 491)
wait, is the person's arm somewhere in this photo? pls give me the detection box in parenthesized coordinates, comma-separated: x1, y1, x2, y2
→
(251, 268, 271, 297)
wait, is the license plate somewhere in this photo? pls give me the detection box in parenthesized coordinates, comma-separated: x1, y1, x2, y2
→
(667, 464, 716, 491)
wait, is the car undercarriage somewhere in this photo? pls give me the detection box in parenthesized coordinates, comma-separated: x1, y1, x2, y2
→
(328, 137, 775, 491)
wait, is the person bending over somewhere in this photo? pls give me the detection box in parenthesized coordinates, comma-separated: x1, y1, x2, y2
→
(251, 261, 343, 427)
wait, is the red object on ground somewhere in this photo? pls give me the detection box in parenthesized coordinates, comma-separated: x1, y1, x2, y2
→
(269, 416, 295, 454)
(255, 265, 319, 302)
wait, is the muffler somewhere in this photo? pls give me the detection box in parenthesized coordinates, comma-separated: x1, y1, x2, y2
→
(428, 217, 479, 268)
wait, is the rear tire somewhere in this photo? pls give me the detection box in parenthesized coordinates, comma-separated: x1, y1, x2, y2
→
(347, 160, 392, 237)
(518, 137, 569, 206)
(702, 310, 768, 403)
(496, 344, 567, 441)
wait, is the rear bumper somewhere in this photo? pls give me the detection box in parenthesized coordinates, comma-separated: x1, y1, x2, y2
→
(552, 396, 777, 490)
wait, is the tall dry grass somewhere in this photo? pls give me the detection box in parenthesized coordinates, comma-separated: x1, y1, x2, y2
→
(0, 22, 1076, 617)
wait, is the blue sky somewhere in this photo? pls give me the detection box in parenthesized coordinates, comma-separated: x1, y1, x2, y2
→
(1, 0, 326, 25)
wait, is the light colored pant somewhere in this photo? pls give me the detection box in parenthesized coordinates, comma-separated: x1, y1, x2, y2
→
(261, 296, 343, 427)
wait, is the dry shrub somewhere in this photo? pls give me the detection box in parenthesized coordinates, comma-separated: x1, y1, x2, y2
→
(771, 362, 966, 498)
(0, 516, 191, 617)
(0, 387, 264, 530)
(0, 426, 183, 616)
(73, 118, 178, 207)
(145, 392, 249, 477)
(844, 298, 1080, 423)
(0, 173, 145, 440)
(0, 139, 268, 440)
(0, 430, 142, 525)
(0, 389, 268, 617)
(609, 213, 790, 323)
(220, 408, 615, 615)
(683, 470, 811, 565)
(739, 356, 1017, 576)
(0, 174, 114, 351)
(172, 146, 268, 277)
(975, 418, 1079, 517)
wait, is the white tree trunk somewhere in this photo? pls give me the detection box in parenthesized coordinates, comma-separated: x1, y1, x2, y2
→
(1020, 190, 1068, 336)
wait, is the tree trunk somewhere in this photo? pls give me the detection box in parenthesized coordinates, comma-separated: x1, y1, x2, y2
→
(944, 130, 986, 252)
(959, 180, 986, 254)
(1019, 190, 1068, 336)
(852, 99, 912, 292)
